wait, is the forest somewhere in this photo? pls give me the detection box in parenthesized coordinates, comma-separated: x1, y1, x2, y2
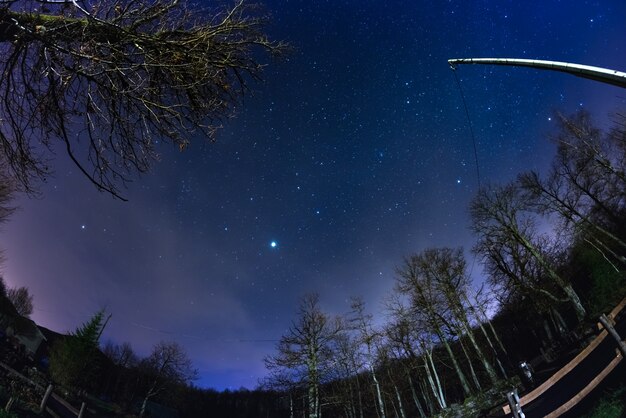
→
(257, 111, 626, 418)
(0, 0, 625, 415)
(1, 110, 625, 418)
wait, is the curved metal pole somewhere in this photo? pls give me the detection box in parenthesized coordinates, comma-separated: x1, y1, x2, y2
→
(448, 58, 626, 89)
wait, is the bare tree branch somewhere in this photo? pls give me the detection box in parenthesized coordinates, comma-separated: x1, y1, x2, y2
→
(0, 0, 285, 198)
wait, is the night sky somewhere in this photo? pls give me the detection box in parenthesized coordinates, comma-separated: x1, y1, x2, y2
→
(2, 0, 626, 390)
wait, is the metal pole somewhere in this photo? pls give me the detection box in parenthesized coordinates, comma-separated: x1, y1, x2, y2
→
(506, 389, 526, 418)
(448, 58, 626, 89)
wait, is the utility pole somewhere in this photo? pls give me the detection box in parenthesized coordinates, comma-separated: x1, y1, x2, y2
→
(448, 58, 626, 89)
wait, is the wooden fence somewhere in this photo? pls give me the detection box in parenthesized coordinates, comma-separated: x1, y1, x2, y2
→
(0, 360, 86, 417)
(503, 296, 626, 417)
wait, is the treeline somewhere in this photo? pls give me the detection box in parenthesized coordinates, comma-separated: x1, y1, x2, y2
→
(261, 110, 626, 418)
(99, 338, 285, 417)
(2, 110, 625, 418)
(28, 312, 284, 418)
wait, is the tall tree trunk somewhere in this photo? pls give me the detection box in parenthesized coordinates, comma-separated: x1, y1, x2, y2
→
(371, 367, 386, 418)
(139, 381, 159, 418)
(458, 335, 482, 390)
(440, 334, 472, 396)
(543, 319, 555, 344)
(562, 284, 586, 322)
(392, 382, 406, 418)
(386, 368, 406, 418)
(408, 374, 427, 418)
(354, 373, 364, 418)
(468, 291, 510, 360)
(486, 318, 508, 356)
(551, 307, 569, 336)
(419, 376, 435, 415)
(424, 349, 446, 409)
(477, 320, 508, 379)
(461, 319, 499, 385)
(519, 233, 587, 321)
(347, 382, 356, 418)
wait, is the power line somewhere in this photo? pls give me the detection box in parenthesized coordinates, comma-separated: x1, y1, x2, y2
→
(451, 66, 482, 188)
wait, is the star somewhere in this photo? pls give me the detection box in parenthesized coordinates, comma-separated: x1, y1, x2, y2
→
(270, 241, 278, 248)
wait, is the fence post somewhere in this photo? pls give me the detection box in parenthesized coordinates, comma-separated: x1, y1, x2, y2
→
(506, 389, 525, 418)
(39, 384, 54, 413)
(599, 314, 626, 358)
(78, 402, 86, 418)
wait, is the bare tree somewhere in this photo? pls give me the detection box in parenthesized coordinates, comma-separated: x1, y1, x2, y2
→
(329, 333, 363, 418)
(470, 183, 587, 321)
(425, 248, 499, 385)
(349, 297, 387, 418)
(103, 341, 138, 368)
(264, 293, 343, 418)
(139, 341, 197, 418)
(7, 286, 33, 317)
(383, 303, 431, 417)
(0, 0, 284, 198)
(519, 111, 626, 265)
(0, 163, 16, 223)
(395, 255, 473, 397)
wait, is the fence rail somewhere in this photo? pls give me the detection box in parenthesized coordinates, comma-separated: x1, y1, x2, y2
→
(0, 360, 86, 417)
(502, 296, 626, 417)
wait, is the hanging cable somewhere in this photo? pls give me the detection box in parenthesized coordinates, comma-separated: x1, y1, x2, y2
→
(450, 64, 482, 281)
(451, 65, 482, 188)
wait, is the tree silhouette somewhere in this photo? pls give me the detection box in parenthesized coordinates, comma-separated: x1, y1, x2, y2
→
(49, 310, 109, 390)
(0, 0, 283, 199)
(265, 293, 343, 418)
(6, 286, 33, 317)
(139, 341, 197, 418)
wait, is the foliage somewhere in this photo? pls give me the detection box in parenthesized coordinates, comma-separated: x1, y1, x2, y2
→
(584, 386, 626, 418)
(569, 242, 626, 316)
(49, 310, 108, 390)
(0, 0, 284, 198)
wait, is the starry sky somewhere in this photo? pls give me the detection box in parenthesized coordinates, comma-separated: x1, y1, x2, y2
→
(2, 0, 626, 390)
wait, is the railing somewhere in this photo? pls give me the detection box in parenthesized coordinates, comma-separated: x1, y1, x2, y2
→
(0, 360, 86, 417)
(503, 296, 626, 417)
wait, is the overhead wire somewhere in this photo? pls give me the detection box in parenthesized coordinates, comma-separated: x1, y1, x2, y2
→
(451, 64, 482, 189)
(450, 64, 482, 280)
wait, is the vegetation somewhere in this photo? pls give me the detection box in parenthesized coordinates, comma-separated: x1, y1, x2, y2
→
(0, 103, 624, 416)
(0, 277, 34, 319)
(584, 386, 626, 418)
(49, 310, 109, 390)
(259, 110, 626, 418)
(5, 288, 33, 318)
(0, 0, 284, 199)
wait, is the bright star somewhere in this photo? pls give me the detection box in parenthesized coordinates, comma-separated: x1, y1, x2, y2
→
(270, 241, 277, 248)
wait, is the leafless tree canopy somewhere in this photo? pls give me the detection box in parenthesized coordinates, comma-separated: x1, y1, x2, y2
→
(7, 286, 33, 316)
(0, 0, 283, 199)
(0, 159, 16, 223)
